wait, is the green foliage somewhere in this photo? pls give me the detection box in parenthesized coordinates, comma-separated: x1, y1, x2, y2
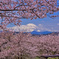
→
(35, 57, 59, 59)
(48, 57, 59, 59)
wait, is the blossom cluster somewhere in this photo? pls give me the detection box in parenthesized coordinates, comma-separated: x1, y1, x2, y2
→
(0, 32, 59, 59)
(0, 0, 59, 30)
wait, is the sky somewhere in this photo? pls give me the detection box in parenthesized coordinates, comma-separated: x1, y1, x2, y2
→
(3, 0, 59, 32)
(7, 11, 59, 32)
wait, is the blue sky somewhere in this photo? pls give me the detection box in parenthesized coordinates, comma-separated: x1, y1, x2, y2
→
(7, 17, 59, 32)
(6, 0, 59, 32)
(7, 11, 59, 32)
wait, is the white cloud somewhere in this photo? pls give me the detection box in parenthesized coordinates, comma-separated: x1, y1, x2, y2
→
(8, 23, 37, 32)
(39, 24, 42, 26)
(57, 23, 59, 25)
(8, 23, 59, 32)
(37, 30, 41, 32)
(37, 24, 58, 32)
(37, 24, 46, 31)
(27, 23, 36, 27)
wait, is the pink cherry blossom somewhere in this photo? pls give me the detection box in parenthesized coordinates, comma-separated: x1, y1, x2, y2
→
(0, 0, 59, 30)
(0, 32, 59, 58)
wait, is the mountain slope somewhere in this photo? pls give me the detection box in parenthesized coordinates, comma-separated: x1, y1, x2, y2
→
(31, 31, 52, 35)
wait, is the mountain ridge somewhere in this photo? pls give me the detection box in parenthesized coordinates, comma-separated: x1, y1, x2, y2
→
(31, 31, 52, 35)
(0, 31, 59, 36)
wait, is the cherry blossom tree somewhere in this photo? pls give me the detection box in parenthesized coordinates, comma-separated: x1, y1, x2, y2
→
(0, 0, 59, 59)
(0, 0, 59, 30)
(0, 32, 59, 59)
